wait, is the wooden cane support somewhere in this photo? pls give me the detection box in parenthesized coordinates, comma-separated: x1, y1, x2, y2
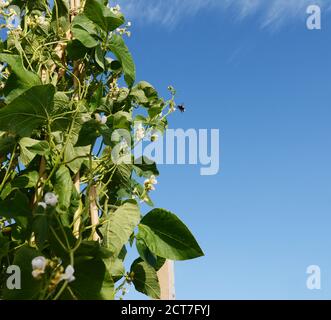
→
(157, 260, 176, 300)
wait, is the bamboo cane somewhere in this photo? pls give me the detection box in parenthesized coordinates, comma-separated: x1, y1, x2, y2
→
(89, 185, 100, 241)
(69, 0, 100, 242)
(157, 260, 176, 300)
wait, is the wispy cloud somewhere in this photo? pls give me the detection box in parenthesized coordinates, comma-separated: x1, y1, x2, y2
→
(116, 0, 330, 29)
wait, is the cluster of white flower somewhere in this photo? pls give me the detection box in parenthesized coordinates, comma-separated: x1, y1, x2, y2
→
(109, 4, 121, 14)
(135, 123, 145, 141)
(31, 256, 75, 283)
(27, 14, 48, 28)
(109, 77, 121, 99)
(95, 113, 108, 125)
(116, 21, 132, 37)
(38, 192, 58, 209)
(144, 175, 158, 191)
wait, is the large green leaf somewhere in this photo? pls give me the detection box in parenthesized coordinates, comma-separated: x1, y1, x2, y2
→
(0, 84, 55, 137)
(0, 134, 16, 155)
(72, 14, 99, 48)
(130, 258, 160, 299)
(133, 157, 159, 178)
(137, 209, 204, 261)
(109, 34, 136, 87)
(102, 200, 140, 256)
(54, 165, 73, 225)
(0, 54, 41, 103)
(72, 27, 99, 48)
(84, 0, 125, 32)
(11, 170, 39, 189)
(51, 0, 70, 32)
(69, 257, 106, 300)
(0, 191, 31, 229)
(64, 143, 90, 174)
(3, 246, 43, 300)
(19, 138, 50, 166)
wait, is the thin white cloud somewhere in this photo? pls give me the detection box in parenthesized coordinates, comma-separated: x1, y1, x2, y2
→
(116, 0, 330, 29)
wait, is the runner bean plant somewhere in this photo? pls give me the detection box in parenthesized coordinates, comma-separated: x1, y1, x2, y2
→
(0, 0, 203, 300)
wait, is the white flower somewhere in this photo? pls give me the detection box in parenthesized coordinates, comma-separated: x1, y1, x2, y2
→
(37, 202, 47, 210)
(149, 175, 157, 185)
(60, 265, 75, 283)
(100, 115, 107, 124)
(110, 4, 121, 14)
(127, 21, 132, 27)
(37, 15, 47, 26)
(144, 175, 158, 191)
(31, 256, 47, 279)
(32, 256, 47, 270)
(44, 192, 58, 207)
(135, 124, 145, 141)
(95, 113, 107, 124)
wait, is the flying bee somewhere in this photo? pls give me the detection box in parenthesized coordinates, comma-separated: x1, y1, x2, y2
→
(177, 104, 186, 113)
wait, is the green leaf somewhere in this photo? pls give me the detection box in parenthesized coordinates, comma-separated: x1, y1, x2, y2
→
(0, 54, 41, 103)
(95, 45, 105, 70)
(71, 15, 99, 47)
(75, 120, 101, 146)
(136, 238, 157, 267)
(69, 257, 106, 300)
(130, 81, 158, 106)
(0, 191, 31, 228)
(84, 0, 125, 32)
(102, 200, 140, 257)
(3, 246, 43, 300)
(89, 83, 103, 112)
(0, 84, 55, 137)
(137, 209, 204, 261)
(0, 134, 16, 155)
(72, 26, 99, 48)
(32, 207, 48, 249)
(11, 170, 39, 189)
(133, 157, 159, 178)
(130, 258, 160, 299)
(64, 143, 90, 174)
(54, 165, 73, 212)
(107, 111, 132, 133)
(100, 270, 115, 300)
(51, 0, 70, 33)
(74, 241, 112, 259)
(67, 40, 89, 60)
(109, 34, 136, 87)
(19, 138, 49, 166)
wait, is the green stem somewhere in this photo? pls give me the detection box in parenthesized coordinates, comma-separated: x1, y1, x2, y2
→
(0, 143, 17, 193)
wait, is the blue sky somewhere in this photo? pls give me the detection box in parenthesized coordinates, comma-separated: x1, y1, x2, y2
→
(119, 0, 331, 299)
